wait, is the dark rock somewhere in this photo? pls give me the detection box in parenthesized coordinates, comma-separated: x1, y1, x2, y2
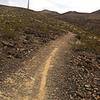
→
(1, 40, 14, 47)
(96, 55, 100, 60)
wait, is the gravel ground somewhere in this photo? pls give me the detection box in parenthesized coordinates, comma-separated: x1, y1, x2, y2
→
(0, 32, 99, 100)
(46, 48, 100, 100)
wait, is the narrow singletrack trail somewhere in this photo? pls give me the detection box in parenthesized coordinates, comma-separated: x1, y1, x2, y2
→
(37, 48, 58, 100)
(36, 32, 75, 100)
(0, 32, 75, 100)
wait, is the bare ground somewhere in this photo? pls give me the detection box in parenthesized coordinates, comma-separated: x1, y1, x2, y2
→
(0, 32, 74, 100)
(0, 32, 99, 100)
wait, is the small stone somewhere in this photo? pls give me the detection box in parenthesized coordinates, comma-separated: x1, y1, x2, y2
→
(85, 84, 92, 91)
(85, 84, 91, 88)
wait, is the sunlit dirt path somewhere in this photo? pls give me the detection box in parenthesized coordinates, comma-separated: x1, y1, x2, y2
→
(37, 32, 75, 100)
(0, 32, 75, 100)
(37, 48, 58, 100)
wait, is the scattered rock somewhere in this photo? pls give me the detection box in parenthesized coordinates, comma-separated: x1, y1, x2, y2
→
(1, 40, 14, 47)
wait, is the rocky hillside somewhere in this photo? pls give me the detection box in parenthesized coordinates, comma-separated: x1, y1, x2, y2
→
(60, 10, 100, 34)
(41, 10, 100, 34)
(0, 5, 100, 100)
(0, 5, 99, 79)
(0, 5, 71, 79)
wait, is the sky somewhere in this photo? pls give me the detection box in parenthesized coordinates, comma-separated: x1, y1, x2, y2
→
(0, 0, 100, 13)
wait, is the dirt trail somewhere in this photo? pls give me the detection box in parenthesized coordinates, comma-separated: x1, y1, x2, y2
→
(37, 32, 74, 100)
(38, 48, 58, 100)
(0, 32, 75, 100)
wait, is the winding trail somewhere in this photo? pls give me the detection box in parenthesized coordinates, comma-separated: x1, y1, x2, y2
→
(0, 32, 75, 100)
(32, 32, 75, 100)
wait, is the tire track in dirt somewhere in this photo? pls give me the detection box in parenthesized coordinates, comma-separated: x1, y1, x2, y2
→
(37, 48, 58, 100)
(0, 32, 75, 100)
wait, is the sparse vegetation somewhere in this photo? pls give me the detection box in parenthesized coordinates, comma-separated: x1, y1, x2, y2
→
(0, 5, 70, 79)
(58, 10, 100, 34)
(0, 5, 99, 100)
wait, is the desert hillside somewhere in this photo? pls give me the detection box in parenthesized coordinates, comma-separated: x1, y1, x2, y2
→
(41, 9, 100, 34)
(60, 10, 100, 34)
(0, 5, 100, 100)
(0, 5, 70, 78)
